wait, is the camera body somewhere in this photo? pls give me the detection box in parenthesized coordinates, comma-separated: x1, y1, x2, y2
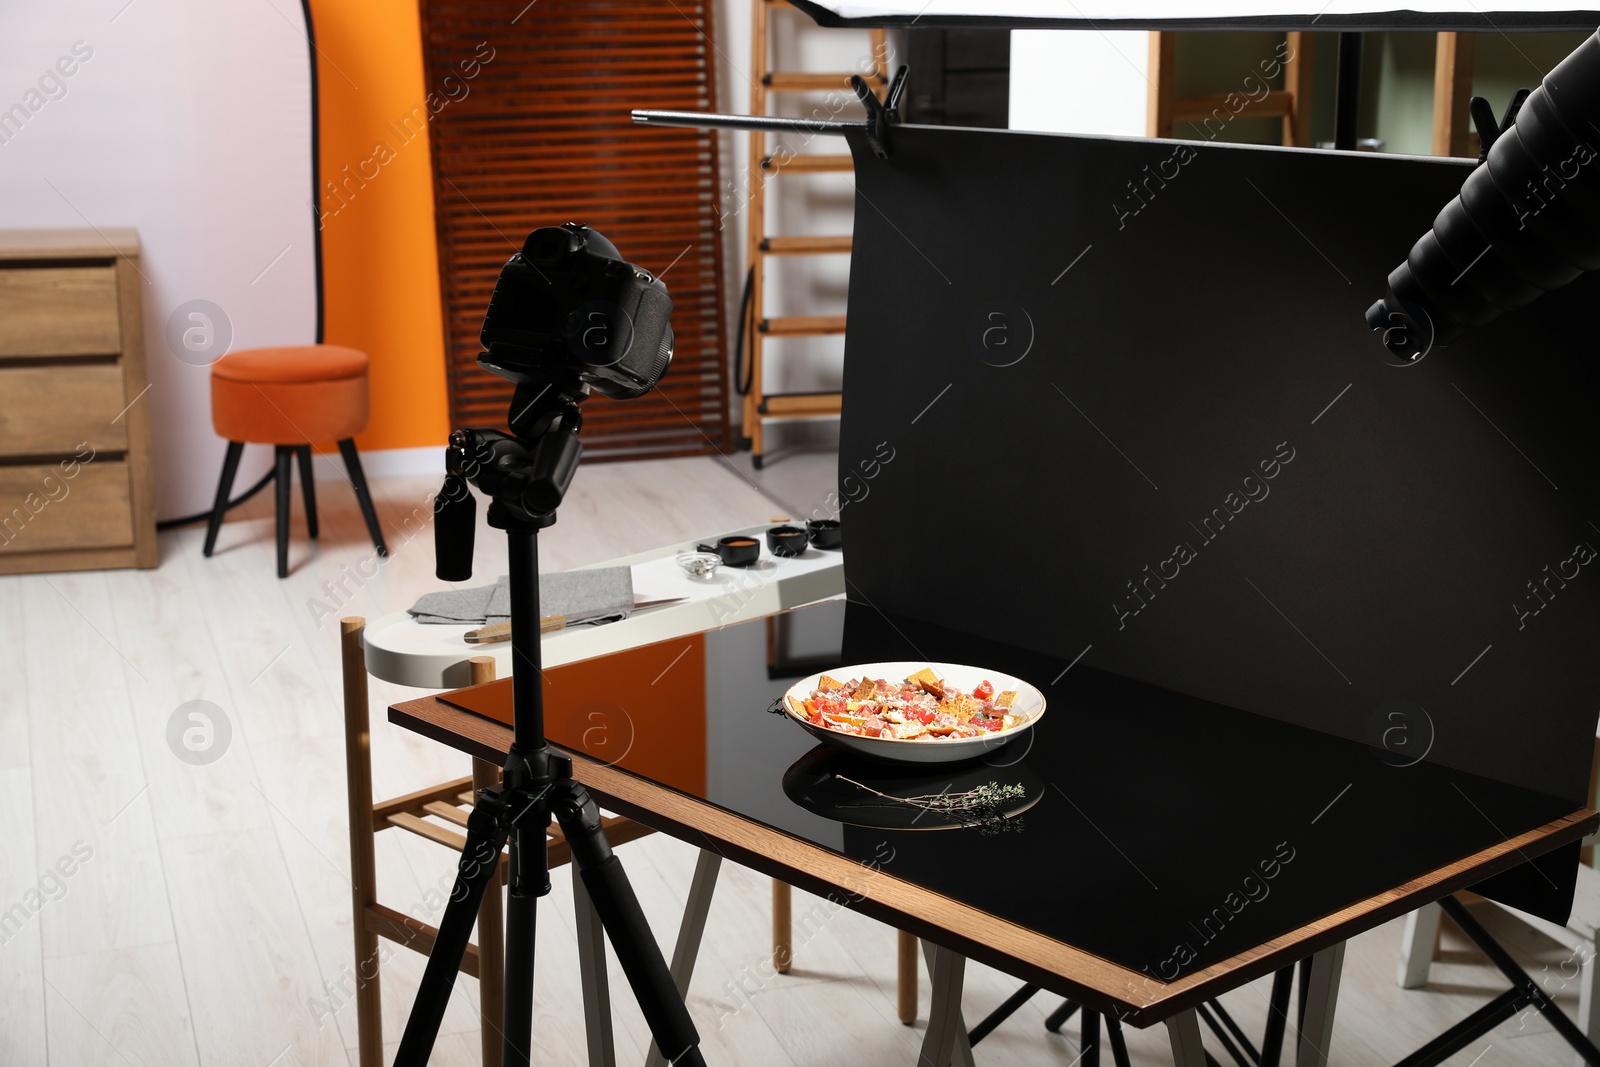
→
(478, 222, 674, 400)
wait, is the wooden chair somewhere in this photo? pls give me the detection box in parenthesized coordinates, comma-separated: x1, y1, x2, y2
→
(770, 874, 919, 1024)
(1146, 31, 1315, 146)
(341, 617, 650, 1066)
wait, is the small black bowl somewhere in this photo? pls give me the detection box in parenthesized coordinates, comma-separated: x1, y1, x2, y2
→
(767, 525, 809, 558)
(697, 535, 761, 567)
(806, 518, 842, 550)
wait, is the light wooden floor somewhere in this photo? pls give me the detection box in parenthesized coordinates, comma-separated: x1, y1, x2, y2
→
(0, 454, 1584, 1066)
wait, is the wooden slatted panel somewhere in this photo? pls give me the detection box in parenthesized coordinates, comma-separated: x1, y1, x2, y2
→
(420, 1, 731, 459)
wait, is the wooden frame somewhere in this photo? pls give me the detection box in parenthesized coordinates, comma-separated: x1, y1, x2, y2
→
(343, 618, 649, 1066)
(1433, 32, 1478, 157)
(0, 228, 156, 574)
(741, 0, 888, 468)
(391, 686, 1598, 1028)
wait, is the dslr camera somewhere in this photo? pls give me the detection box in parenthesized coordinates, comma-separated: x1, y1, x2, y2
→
(478, 222, 674, 400)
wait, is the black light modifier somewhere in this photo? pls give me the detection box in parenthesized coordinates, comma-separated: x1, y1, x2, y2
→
(1368, 30, 1600, 361)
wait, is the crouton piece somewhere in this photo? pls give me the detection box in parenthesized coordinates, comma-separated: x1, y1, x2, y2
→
(786, 696, 807, 717)
(906, 666, 945, 699)
(818, 674, 847, 691)
(947, 694, 979, 723)
(853, 677, 878, 700)
(994, 690, 1018, 708)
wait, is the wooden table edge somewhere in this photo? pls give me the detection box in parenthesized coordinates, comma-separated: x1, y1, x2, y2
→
(390, 693, 1598, 1027)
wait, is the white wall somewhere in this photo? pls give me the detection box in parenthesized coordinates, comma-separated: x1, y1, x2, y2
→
(1009, 30, 1152, 136)
(0, 0, 318, 520)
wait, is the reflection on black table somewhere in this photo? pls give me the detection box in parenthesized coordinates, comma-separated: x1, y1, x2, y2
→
(543, 599, 1578, 984)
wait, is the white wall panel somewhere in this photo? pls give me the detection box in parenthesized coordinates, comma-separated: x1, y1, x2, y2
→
(0, 0, 318, 520)
(1010, 30, 1150, 138)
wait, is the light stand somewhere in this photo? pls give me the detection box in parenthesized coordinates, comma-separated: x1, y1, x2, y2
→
(395, 379, 706, 1067)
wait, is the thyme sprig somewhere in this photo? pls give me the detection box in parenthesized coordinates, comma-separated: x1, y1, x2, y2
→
(836, 776, 1027, 835)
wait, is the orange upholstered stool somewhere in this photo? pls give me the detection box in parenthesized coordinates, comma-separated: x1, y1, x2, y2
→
(205, 345, 388, 578)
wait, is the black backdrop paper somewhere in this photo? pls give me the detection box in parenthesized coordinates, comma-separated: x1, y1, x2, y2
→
(838, 124, 1600, 808)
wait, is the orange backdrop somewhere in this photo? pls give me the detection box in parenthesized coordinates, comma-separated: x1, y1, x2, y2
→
(308, 0, 450, 453)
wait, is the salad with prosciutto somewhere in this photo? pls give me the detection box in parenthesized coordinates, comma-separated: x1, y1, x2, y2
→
(786, 667, 1025, 741)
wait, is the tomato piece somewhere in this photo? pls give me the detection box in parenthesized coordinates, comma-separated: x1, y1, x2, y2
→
(910, 706, 936, 725)
(974, 680, 994, 700)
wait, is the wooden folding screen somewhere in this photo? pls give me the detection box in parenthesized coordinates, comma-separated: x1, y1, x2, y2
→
(419, 1, 732, 459)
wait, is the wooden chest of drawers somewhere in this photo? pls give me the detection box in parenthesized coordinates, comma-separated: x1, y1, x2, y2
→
(0, 228, 157, 573)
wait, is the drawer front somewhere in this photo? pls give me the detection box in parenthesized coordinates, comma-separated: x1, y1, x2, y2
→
(0, 460, 133, 552)
(0, 266, 121, 357)
(0, 364, 128, 457)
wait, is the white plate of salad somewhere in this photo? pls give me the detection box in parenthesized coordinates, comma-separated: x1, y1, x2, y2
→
(780, 661, 1046, 764)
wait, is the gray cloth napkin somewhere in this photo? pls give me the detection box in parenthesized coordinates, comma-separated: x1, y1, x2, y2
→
(409, 566, 634, 625)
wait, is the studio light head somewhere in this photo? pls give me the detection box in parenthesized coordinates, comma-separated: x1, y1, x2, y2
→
(1367, 30, 1600, 362)
(479, 222, 674, 400)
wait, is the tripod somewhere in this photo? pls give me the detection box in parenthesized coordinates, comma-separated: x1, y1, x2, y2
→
(395, 383, 706, 1067)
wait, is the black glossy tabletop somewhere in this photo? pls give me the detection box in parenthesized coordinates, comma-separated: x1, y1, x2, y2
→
(458, 598, 1582, 986)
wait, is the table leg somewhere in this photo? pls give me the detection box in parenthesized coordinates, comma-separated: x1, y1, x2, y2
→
(574, 863, 616, 1067)
(1295, 941, 1346, 1067)
(919, 940, 975, 1067)
(645, 849, 722, 1067)
(1397, 902, 1442, 989)
(1166, 1009, 1207, 1067)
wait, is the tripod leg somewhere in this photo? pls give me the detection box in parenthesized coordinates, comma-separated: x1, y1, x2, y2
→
(472, 757, 505, 1067)
(574, 864, 615, 1067)
(394, 798, 510, 1067)
(646, 850, 723, 1067)
(553, 782, 706, 1067)
(502, 851, 539, 1067)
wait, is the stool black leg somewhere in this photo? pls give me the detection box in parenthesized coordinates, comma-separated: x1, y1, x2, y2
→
(1045, 1000, 1080, 1033)
(968, 983, 1039, 1045)
(1260, 966, 1295, 1067)
(1083, 1008, 1100, 1067)
(338, 438, 388, 557)
(203, 440, 245, 557)
(1197, 1002, 1253, 1067)
(1105, 1013, 1133, 1067)
(296, 445, 319, 539)
(274, 445, 292, 578)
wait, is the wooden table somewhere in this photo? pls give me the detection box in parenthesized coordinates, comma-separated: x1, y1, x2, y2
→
(391, 599, 1598, 1066)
